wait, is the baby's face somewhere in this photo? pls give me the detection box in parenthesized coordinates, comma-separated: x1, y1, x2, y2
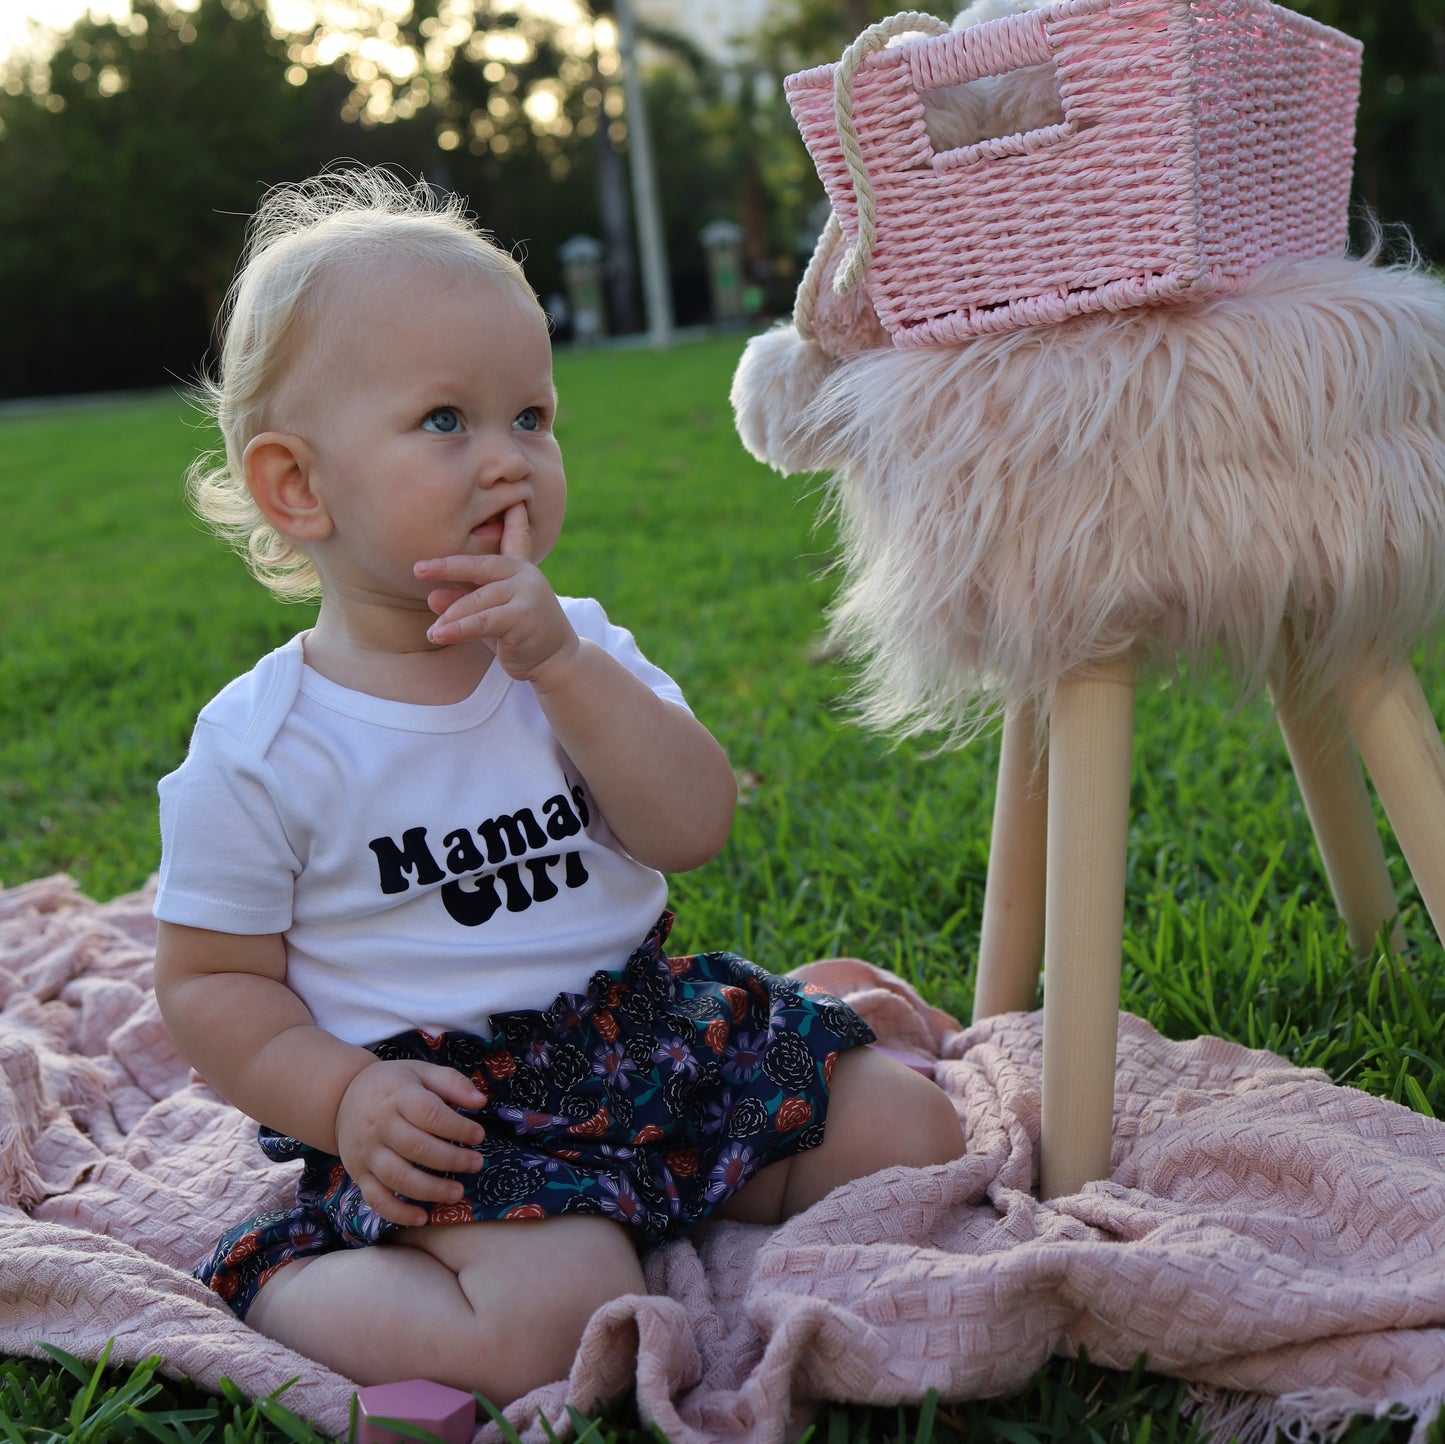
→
(292, 259, 563, 608)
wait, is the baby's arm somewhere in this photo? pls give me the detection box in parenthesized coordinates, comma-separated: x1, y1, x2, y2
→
(154, 922, 485, 1226)
(530, 638, 736, 871)
(417, 506, 736, 873)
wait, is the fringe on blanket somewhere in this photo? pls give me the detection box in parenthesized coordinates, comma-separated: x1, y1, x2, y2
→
(1188, 1383, 1445, 1444)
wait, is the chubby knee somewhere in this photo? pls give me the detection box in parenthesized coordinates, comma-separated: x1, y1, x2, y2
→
(901, 1065, 966, 1166)
(834, 1045, 965, 1169)
(776, 1046, 965, 1218)
(461, 1221, 645, 1404)
(533, 1223, 646, 1329)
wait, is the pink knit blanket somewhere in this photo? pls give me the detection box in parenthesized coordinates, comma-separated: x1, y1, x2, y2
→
(5, 874, 1445, 1443)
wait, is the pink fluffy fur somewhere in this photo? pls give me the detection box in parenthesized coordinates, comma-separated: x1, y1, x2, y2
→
(733, 255, 1445, 743)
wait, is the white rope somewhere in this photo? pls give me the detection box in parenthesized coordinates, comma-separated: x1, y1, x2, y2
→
(793, 211, 842, 340)
(832, 10, 952, 297)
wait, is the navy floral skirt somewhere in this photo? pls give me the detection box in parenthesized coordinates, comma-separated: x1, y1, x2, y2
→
(197, 914, 875, 1319)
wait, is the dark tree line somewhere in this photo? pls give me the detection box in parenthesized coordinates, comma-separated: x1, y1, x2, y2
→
(0, 0, 1440, 401)
(0, 0, 769, 399)
(0, 0, 327, 398)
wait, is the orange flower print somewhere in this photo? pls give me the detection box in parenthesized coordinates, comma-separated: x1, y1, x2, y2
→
(256, 1263, 284, 1293)
(486, 1051, 517, 1081)
(595, 1010, 619, 1043)
(823, 1050, 838, 1086)
(214, 1271, 241, 1301)
(606, 982, 627, 1007)
(721, 986, 750, 1024)
(568, 1105, 611, 1137)
(665, 1148, 699, 1177)
(802, 982, 827, 996)
(775, 1096, 814, 1131)
(633, 1124, 665, 1146)
(225, 1232, 259, 1265)
(469, 1070, 490, 1104)
(327, 1161, 346, 1193)
(429, 1200, 474, 1224)
(504, 1203, 546, 1220)
(704, 1018, 729, 1055)
(418, 1030, 445, 1050)
(668, 953, 694, 976)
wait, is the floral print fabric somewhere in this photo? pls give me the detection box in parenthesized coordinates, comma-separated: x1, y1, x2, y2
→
(197, 913, 876, 1318)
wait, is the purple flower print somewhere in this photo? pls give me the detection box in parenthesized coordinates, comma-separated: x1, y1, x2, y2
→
(338, 1183, 388, 1244)
(592, 1041, 637, 1090)
(286, 1218, 326, 1253)
(598, 1172, 648, 1226)
(494, 1104, 572, 1134)
(651, 1034, 699, 1076)
(551, 997, 594, 1032)
(703, 1141, 756, 1203)
(723, 1030, 767, 1083)
(704, 1087, 736, 1131)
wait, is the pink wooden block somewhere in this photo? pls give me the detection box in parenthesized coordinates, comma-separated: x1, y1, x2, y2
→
(873, 1043, 936, 1078)
(354, 1379, 476, 1444)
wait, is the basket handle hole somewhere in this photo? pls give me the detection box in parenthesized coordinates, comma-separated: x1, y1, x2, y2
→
(921, 59, 1066, 156)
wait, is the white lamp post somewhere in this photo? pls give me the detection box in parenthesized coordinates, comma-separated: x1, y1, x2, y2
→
(611, 0, 673, 348)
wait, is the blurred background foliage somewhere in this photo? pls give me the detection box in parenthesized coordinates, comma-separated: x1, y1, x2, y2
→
(0, 0, 1441, 402)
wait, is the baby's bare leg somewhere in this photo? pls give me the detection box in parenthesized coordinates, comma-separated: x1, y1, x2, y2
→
(716, 1046, 965, 1226)
(245, 1215, 644, 1405)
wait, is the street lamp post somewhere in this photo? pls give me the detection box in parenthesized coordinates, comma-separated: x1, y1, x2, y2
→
(612, 0, 673, 349)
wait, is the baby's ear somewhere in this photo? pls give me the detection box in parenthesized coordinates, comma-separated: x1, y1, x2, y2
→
(243, 433, 333, 541)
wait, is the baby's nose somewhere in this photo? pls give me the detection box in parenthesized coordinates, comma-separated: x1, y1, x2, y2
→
(479, 436, 529, 485)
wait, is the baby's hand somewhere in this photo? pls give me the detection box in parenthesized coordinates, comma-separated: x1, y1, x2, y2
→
(334, 1060, 486, 1227)
(415, 504, 580, 684)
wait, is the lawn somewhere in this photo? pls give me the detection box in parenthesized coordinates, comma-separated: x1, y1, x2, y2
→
(2, 333, 1443, 1441)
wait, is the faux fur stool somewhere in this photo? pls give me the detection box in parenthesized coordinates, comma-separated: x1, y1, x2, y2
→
(733, 1, 1445, 1198)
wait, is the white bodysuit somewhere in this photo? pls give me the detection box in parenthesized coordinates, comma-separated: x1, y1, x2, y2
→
(153, 597, 684, 1047)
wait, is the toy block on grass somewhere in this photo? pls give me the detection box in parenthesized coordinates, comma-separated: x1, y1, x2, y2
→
(353, 1379, 476, 1444)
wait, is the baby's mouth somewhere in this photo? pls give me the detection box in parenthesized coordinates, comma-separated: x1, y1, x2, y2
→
(470, 498, 528, 545)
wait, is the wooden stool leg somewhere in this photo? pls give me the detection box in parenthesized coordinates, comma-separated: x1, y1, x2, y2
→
(1271, 670, 1403, 954)
(974, 704, 1048, 1021)
(1040, 658, 1135, 1200)
(1340, 662, 1445, 944)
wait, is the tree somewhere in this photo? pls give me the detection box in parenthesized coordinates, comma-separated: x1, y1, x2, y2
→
(752, 0, 903, 76)
(0, 0, 610, 395)
(1289, 0, 1445, 257)
(288, 0, 702, 335)
(0, 0, 333, 397)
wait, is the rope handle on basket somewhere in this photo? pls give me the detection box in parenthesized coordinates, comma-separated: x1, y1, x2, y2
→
(831, 11, 952, 297)
(793, 211, 840, 341)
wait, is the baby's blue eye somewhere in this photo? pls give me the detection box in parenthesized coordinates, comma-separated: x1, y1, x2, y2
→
(422, 407, 462, 434)
(513, 408, 540, 432)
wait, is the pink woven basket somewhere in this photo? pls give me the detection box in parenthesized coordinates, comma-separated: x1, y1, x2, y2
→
(786, 0, 1362, 345)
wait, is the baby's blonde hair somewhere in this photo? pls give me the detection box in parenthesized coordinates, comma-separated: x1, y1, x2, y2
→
(187, 164, 540, 600)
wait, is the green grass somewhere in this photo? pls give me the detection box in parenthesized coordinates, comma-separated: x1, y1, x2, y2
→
(3, 334, 1445, 1441)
